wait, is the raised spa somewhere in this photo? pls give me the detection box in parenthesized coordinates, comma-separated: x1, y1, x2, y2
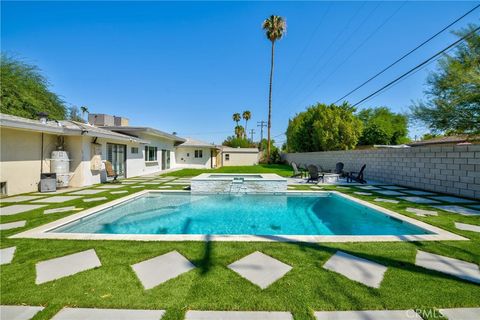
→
(190, 173, 287, 193)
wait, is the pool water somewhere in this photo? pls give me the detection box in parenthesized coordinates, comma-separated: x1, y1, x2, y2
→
(52, 193, 431, 236)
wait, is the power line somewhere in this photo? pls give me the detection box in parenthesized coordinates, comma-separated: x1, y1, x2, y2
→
(351, 26, 480, 108)
(333, 3, 480, 104)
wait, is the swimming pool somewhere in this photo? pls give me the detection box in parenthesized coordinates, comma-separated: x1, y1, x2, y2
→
(53, 192, 429, 235)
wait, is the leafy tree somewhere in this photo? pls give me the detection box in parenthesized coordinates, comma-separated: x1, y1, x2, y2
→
(242, 110, 251, 138)
(0, 53, 67, 120)
(262, 15, 286, 161)
(411, 24, 480, 134)
(222, 136, 256, 148)
(259, 138, 281, 163)
(357, 107, 409, 145)
(286, 102, 363, 152)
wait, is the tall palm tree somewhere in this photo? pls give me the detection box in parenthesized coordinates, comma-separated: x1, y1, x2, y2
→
(232, 113, 241, 127)
(235, 125, 245, 139)
(262, 15, 286, 161)
(242, 110, 251, 139)
(80, 106, 89, 122)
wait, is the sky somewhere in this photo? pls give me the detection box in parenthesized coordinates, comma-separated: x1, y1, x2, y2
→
(2, 1, 479, 145)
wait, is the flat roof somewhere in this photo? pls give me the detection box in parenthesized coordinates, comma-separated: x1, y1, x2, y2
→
(101, 126, 185, 143)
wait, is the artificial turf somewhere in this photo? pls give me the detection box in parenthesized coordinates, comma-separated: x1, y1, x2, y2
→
(0, 169, 479, 320)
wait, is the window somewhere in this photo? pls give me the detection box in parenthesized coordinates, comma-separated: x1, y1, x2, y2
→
(131, 147, 139, 154)
(225, 154, 230, 161)
(145, 146, 158, 161)
(194, 150, 203, 158)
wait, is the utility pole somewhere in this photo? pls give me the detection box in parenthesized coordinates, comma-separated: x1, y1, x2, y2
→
(257, 120, 267, 148)
(249, 129, 255, 141)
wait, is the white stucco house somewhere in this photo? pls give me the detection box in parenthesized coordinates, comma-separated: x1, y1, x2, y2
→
(0, 113, 224, 196)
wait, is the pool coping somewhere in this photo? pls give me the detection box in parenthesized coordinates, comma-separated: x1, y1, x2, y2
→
(10, 190, 467, 243)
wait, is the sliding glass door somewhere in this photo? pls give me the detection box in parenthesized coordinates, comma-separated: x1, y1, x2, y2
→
(161, 149, 170, 170)
(107, 143, 126, 176)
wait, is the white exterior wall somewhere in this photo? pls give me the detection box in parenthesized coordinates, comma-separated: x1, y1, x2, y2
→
(222, 151, 260, 166)
(130, 133, 177, 175)
(175, 147, 212, 169)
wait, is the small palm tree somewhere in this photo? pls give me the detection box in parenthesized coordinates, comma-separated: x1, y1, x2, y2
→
(80, 106, 89, 122)
(233, 113, 241, 127)
(242, 110, 251, 139)
(235, 125, 245, 139)
(262, 15, 286, 161)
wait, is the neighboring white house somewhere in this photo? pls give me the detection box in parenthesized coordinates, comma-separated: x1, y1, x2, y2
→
(175, 138, 219, 169)
(221, 147, 260, 166)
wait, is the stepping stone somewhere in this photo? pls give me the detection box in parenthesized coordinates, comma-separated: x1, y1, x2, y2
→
(36, 249, 102, 284)
(429, 196, 476, 204)
(403, 190, 436, 196)
(311, 186, 323, 190)
(323, 251, 387, 288)
(228, 251, 292, 289)
(186, 311, 293, 320)
(131, 251, 195, 290)
(0, 204, 46, 216)
(83, 197, 108, 202)
(439, 308, 480, 320)
(51, 307, 165, 320)
(432, 205, 480, 216)
(357, 186, 380, 190)
(314, 310, 422, 320)
(335, 186, 350, 189)
(0, 220, 26, 230)
(470, 204, 480, 209)
(374, 198, 399, 204)
(406, 207, 438, 217)
(44, 206, 82, 214)
(354, 192, 372, 196)
(0, 195, 45, 203)
(141, 182, 162, 185)
(0, 246, 16, 265)
(32, 196, 82, 203)
(97, 185, 123, 189)
(158, 186, 171, 189)
(380, 186, 407, 190)
(415, 250, 480, 284)
(0, 305, 44, 320)
(376, 190, 406, 196)
(121, 182, 137, 184)
(111, 190, 128, 194)
(69, 189, 105, 195)
(398, 196, 439, 204)
(455, 222, 480, 233)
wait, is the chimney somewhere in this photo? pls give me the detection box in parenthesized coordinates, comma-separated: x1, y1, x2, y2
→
(114, 116, 129, 126)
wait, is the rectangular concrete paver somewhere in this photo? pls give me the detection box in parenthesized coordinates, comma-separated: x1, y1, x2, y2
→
(186, 311, 293, 320)
(430, 196, 476, 204)
(36, 249, 102, 284)
(357, 186, 380, 190)
(0, 205, 46, 216)
(374, 198, 399, 204)
(32, 196, 82, 203)
(455, 222, 480, 233)
(44, 206, 82, 214)
(403, 190, 436, 196)
(131, 251, 195, 290)
(0, 305, 44, 320)
(406, 208, 438, 217)
(323, 251, 387, 288)
(1, 196, 45, 203)
(51, 307, 165, 320)
(415, 250, 480, 284)
(228, 251, 292, 289)
(83, 197, 108, 202)
(380, 186, 407, 190)
(432, 205, 480, 216)
(1, 246, 16, 265)
(0, 220, 26, 230)
(439, 308, 480, 320)
(314, 310, 422, 320)
(376, 190, 406, 196)
(97, 185, 124, 189)
(69, 189, 105, 195)
(354, 192, 372, 196)
(398, 197, 439, 204)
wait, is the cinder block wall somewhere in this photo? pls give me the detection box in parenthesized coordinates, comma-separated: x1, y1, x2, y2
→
(284, 144, 480, 199)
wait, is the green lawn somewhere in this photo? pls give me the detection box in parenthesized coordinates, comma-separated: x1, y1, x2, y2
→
(161, 164, 294, 177)
(1, 171, 479, 320)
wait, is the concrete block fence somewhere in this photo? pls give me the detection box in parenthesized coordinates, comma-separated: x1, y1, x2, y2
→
(284, 144, 480, 200)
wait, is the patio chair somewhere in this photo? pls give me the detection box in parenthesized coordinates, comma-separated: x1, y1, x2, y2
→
(104, 160, 118, 181)
(334, 162, 345, 176)
(307, 165, 321, 183)
(347, 164, 366, 184)
(291, 162, 303, 178)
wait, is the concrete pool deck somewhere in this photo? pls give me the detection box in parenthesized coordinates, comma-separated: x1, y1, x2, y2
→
(9, 190, 467, 243)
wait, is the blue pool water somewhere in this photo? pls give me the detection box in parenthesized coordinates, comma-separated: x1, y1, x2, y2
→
(52, 193, 431, 236)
